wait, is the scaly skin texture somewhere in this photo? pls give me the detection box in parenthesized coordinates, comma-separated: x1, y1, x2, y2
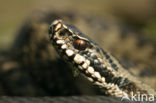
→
(0, 10, 156, 102)
(49, 19, 156, 98)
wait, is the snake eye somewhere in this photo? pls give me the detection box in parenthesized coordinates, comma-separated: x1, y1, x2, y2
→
(74, 39, 87, 50)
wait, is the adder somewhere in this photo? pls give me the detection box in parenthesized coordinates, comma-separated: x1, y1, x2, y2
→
(49, 19, 156, 98)
(0, 10, 156, 102)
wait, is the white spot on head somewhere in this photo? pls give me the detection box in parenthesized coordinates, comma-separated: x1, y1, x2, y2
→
(53, 32, 59, 39)
(66, 49, 74, 56)
(78, 65, 83, 70)
(101, 77, 105, 82)
(63, 25, 68, 29)
(102, 64, 106, 68)
(61, 44, 67, 49)
(74, 54, 85, 64)
(87, 67, 95, 74)
(82, 63, 88, 69)
(94, 59, 99, 64)
(85, 71, 89, 74)
(52, 20, 60, 25)
(94, 72, 101, 79)
(90, 53, 96, 57)
(87, 77, 94, 82)
(55, 23, 62, 31)
(107, 66, 112, 70)
(68, 29, 73, 34)
(56, 40, 65, 44)
(110, 83, 115, 88)
(98, 58, 103, 62)
(85, 59, 90, 65)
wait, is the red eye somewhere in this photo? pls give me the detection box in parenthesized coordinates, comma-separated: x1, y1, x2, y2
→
(74, 39, 87, 50)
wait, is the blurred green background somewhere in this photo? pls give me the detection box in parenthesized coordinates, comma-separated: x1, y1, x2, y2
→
(0, 0, 156, 50)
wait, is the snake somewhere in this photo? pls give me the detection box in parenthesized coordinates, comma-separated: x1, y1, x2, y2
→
(0, 10, 156, 102)
(49, 19, 156, 98)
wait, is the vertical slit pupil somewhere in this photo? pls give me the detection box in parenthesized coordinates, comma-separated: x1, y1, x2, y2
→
(74, 39, 86, 50)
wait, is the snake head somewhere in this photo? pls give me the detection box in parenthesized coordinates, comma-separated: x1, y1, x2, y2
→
(49, 19, 107, 82)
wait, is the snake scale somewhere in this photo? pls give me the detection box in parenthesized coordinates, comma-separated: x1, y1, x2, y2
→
(0, 10, 156, 102)
(49, 19, 156, 97)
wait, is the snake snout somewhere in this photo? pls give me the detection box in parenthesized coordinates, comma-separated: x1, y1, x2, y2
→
(49, 19, 62, 38)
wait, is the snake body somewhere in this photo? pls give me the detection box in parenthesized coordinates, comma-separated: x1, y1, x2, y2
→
(49, 19, 156, 98)
(0, 10, 156, 102)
